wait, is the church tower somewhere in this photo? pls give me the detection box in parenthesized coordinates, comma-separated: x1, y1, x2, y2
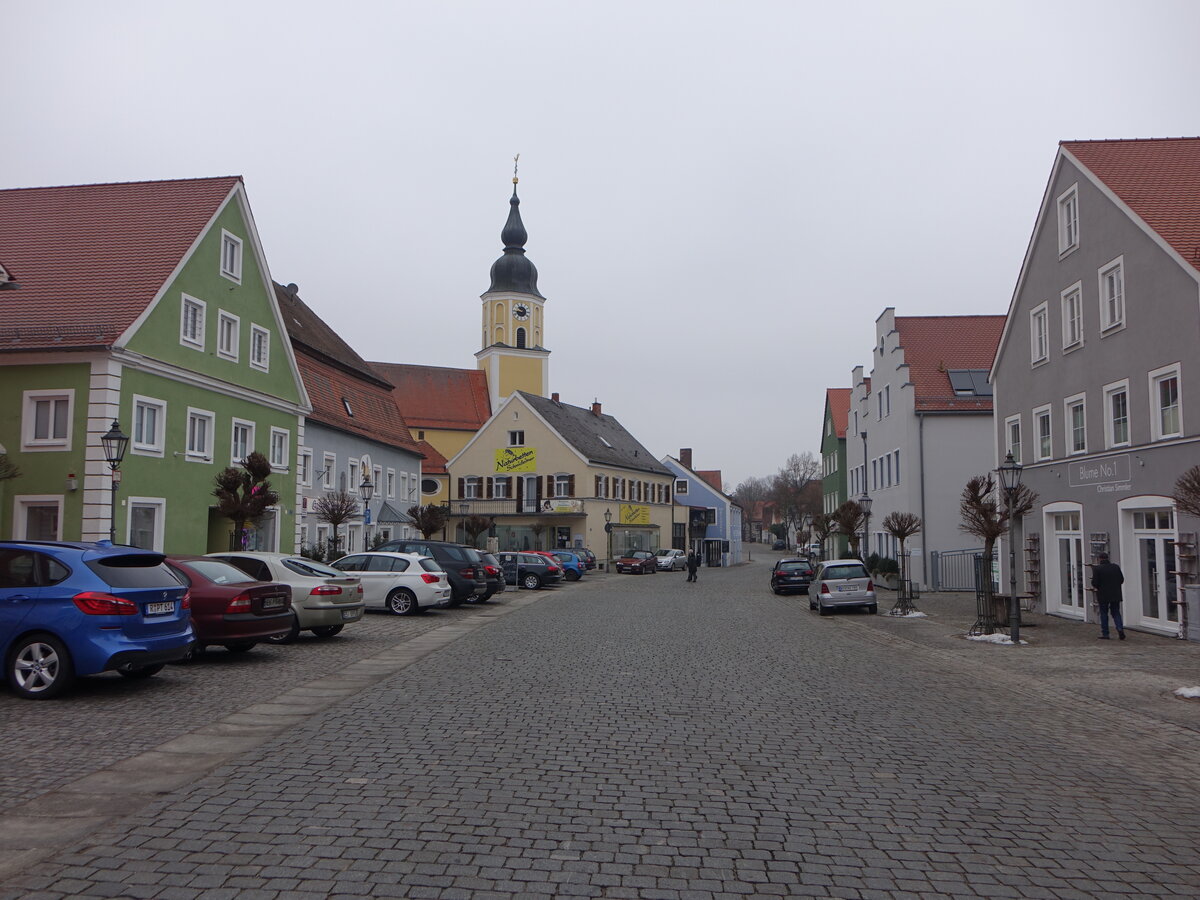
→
(475, 173, 549, 409)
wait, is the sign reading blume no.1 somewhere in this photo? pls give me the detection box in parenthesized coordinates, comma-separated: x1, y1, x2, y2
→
(1068, 454, 1132, 492)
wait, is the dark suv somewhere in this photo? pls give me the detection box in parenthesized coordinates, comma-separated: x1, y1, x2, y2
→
(770, 558, 814, 595)
(375, 539, 486, 605)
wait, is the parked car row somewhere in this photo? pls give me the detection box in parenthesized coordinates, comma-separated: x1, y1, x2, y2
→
(769, 555, 878, 616)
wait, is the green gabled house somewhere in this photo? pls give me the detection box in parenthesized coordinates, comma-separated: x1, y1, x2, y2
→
(819, 387, 852, 558)
(0, 177, 310, 552)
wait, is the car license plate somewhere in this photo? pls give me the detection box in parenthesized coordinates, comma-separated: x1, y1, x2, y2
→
(145, 601, 174, 616)
(341, 609, 360, 620)
(838, 585, 858, 592)
(262, 596, 286, 610)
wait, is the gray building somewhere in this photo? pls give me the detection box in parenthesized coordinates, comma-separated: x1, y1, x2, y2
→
(992, 138, 1200, 640)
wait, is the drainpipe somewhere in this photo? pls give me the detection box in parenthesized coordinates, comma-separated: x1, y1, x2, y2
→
(918, 412, 928, 589)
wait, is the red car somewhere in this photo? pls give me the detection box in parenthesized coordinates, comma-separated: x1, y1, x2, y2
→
(166, 556, 294, 657)
(616, 550, 658, 574)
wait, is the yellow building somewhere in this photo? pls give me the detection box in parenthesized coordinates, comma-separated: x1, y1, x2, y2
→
(447, 391, 677, 564)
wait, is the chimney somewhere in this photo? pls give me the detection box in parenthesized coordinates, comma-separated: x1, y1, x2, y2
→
(591, 401, 602, 417)
(552, 392, 560, 403)
(680, 448, 693, 469)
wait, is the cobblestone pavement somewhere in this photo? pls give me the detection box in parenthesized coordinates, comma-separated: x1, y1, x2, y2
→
(4, 553, 1200, 898)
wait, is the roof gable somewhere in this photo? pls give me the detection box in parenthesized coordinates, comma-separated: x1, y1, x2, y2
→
(825, 387, 852, 438)
(297, 351, 422, 455)
(894, 316, 1004, 412)
(371, 362, 492, 431)
(517, 392, 671, 476)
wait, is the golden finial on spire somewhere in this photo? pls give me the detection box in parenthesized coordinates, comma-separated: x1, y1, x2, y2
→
(513, 153, 520, 185)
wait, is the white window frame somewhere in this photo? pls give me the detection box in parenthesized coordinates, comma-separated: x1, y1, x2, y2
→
(231, 418, 255, 464)
(180, 294, 206, 349)
(1149, 363, 1183, 441)
(322, 453, 336, 490)
(126, 496, 166, 552)
(131, 394, 167, 457)
(269, 427, 290, 472)
(1034, 404, 1053, 461)
(1098, 256, 1125, 333)
(386, 468, 396, 499)
(675, 479, 688, 495)
(21, 389, 74, 451)
(250, 324, 270, 372)
(1061, 283, 1083, 352)
(1057, 183, 1079, 255)
(348, 458, 360, 494)
(463, 476, 482, 499)
(185, 407, 215, 462)
(554, 474, 571, 498)
(217, 310, 240, 361)
(1030, 302, 1049, 365)
(1103, 379, 1130, 449)
(1064, 393, 1087, 456)
(1004, 414, 1022, 464)
(893, 449, 900, 484)
(11, 495, 64, 540)
(490, 475, 510, 499)
(373, 465, 382, 498)
(508, 430, 525, 446)
(298, 448, 313, 486)
(220, 230, 243, 283)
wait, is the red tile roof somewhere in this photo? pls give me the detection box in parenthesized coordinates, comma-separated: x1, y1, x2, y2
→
(415, 440, 448, 475)
(370, 362, 492, 431)
(894, 316, 1005, 412)
(696, 470, 723, 492)
(1062, 137, 1200, 269)
(0, 177, 240, 350)
(296, 351, 423, 455)
(826, 387, 852, 438)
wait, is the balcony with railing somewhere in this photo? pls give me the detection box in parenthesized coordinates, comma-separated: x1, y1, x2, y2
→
(453, 498, 585, 517)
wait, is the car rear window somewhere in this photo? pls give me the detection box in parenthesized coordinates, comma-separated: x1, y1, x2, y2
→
(178, 559, 258, 585)
(779, 562, 809, 572)
(419, 558, 442, 573)
(823, 565, 868, 579)
(282, 558, 344, 578)
(87, 555, 183, 588)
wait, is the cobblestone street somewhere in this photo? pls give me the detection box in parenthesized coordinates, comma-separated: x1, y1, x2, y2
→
(3, 552, 1200, 898)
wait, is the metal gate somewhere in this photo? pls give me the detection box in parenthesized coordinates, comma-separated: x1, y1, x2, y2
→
(930, 547, 985, 591)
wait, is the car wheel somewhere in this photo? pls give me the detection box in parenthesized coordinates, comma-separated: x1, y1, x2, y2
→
(117, 662, 165, 679)
(567, 571, 581, 582)
(818, 604, 831, 616)
(809, 598, 817, 610)
(265, 614, 301, 645)
(387, 588, 419, 616)
(866, 604, 878, 615)
(772, 587, 780, 595)
(522, 573, 542, 590)
(311, 625, 344, 639)
(8, 634, 74, 700)
(224, 642, 257, 653)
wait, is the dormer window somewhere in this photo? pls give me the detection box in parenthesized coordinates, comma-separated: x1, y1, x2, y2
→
(947, 370, 992, 396)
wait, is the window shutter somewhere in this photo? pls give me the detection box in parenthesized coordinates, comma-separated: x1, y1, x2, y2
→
(536, 477, 543, 500)
(457, 477, 465, 499)
(546, 475, 554, 497)
(486, 477, 494, 499)
(516, 477, 524, 501)
(568, 474, 575, 497)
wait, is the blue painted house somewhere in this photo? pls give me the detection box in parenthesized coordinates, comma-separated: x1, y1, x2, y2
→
(661, 448, 743, 567)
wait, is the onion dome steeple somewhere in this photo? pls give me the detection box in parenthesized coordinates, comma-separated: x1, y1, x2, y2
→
(487, 175, 544, 298)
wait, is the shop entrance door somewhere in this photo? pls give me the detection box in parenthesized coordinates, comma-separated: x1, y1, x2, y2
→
(1050, 511, 1085, 616)
(1133, 509, 1178, 630)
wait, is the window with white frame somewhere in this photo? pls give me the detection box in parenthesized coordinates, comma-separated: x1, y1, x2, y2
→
(220, 230, 243, 282)
(180, 295, 205, 349)
(185, 408, 214, 461)
(1150, 364, 1182, 440)
(1098, 258, 1124, 332)
(1005, 415, 1022, 463)
(231, 419, 254, 463)
(269, 428, 289, 471)
(885, 385, 891, 416)
(373, 466, 382, 497)
(1030, 302, 1049, 364)
(1102, 381, 1130, 448)
(508, 430, 525, 446)
(1061, 284, 1083, 350)
(554, 474, 571, 497)
(298, 448, 313, 486)
(1034, 405, 1052, 461)
(386, 468, 396, 499)
(127, 497, 166, 551)
(1065, 394, 1087, 455)
(1058, 184, 1079, 254)
(348, 458, 360, 493)
(893, 449, 901, 484)
(878, 391, 884, 420)
(463, 476, 482, 498)
(250, 325, 270, 372)
(132, 395, 166, 456)
(217, 310, 239, 361)
(322, 453, 335, 489)
(490, 475, 510, 498)
(22, 390, 73, 450)
(675, 478, 688, 495)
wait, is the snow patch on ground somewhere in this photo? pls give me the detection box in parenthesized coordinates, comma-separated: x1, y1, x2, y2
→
(887, 610, 928, 618)
(1173, 686, 1200, 699)
(966, 633, 1027, 645)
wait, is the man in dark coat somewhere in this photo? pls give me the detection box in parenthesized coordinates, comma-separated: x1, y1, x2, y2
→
(1091, 552, 1126, 640)
(686, 549, 699, 583)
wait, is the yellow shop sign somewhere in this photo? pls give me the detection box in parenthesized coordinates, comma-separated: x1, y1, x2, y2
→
(619, 504, 650, 525)
(495, 447, 537, 473)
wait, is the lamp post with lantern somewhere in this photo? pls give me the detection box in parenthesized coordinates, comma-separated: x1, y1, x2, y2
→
(604, 507, 613, 571)
(857, 491, 873, 560)
(100, 420, 129, 543)
(359, 474, 375, 551)
(996, 452, 1023, 646)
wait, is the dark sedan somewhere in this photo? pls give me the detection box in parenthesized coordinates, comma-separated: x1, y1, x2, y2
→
(497, 552, 563, 590)
(166, 556, 294, 656)
(770, 558, 814, 595)
(616, 550, 657, 574)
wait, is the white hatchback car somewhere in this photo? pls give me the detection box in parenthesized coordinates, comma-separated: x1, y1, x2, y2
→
(809, 559, 877, 615)
(330, 552, 451, 615)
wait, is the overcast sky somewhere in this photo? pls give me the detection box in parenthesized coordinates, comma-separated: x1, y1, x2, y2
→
(5, 1, 1200, 489)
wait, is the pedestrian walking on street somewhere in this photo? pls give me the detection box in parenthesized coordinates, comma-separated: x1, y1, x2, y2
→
(1091, 552, 1126, 640)
(686, 549, 699, 582)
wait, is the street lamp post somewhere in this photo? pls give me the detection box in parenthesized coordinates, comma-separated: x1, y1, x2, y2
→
(359, 475, 375, 551)
(604, 507, 613, 571)
(100, 420, 129, 543)
(997, 452, 1023, 646)
(857, 491, 873, 560)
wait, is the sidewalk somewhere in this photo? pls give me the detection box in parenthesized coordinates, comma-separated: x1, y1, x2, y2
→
(840, 585, 1200, 734)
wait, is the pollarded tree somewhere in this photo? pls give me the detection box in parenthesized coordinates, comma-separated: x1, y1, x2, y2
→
(959, 474, 1038, 592)
(831, 500, 866, 559)
(212, 451, 280, 550)
(408, 504, 448, 540)
(1173, 465, 1200, 518)
(462, 514, 494, 548)
(311, 491, 360, 557)
(810, 513, 833, 559)
(882, 511, 922, 585)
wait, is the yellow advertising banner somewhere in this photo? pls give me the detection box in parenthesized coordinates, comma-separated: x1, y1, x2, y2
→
(494, 447, 537, 473)
(619, 504, 650, 525)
